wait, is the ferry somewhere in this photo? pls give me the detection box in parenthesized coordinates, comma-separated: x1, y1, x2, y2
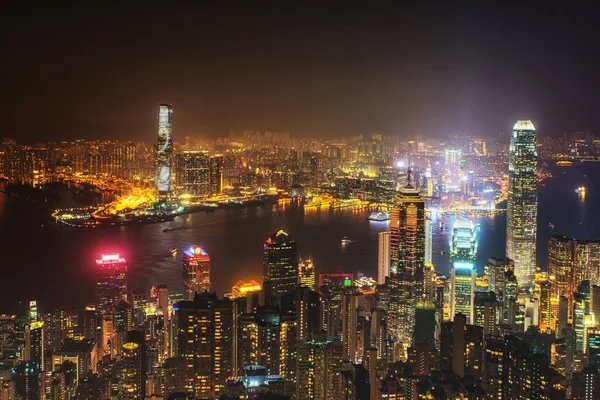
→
(576, 186, 586, 195)
(556, 160, 573, 167)
(171, 248, 177, 255)
(163, 227, 175, 232)
(341, 237, 355, 246)
(367, 211, 390, 221)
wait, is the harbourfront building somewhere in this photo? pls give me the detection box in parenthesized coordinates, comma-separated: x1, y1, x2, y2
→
(183, 246, 211, 300)
(263, 230, 299, 298)
(209, 155, 224, 195)
(175, 150, 210, 196)
(506, 120, 538, 287)
(157, 104, 174, 196)
(95, 254, 128, 316)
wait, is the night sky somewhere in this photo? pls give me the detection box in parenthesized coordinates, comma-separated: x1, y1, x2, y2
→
(2, 2, 598, 143)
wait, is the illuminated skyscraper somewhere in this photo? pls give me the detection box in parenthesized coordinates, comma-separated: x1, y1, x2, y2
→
(95, 254, 128, 316)
(25, 321, 44, 371)
(449, 220, 477, 324)
(298, 257, 316, 290)
(388, 171, 425, 351)
(548, 236, 575, 299)
(377, 231, 391, 284)
(183, 246, 211, 300)
(263, 230, 299, 298)
(209, 154, 224, 195)
(506, 120, 538, 287)
(175, 151, 209, 196)
(425, 217, 433, 266)
(121, 341, 143, 399)
(175, 292, 233, 399)
(157, 104, 174, 196)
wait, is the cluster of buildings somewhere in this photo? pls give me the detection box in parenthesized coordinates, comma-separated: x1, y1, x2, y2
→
(3, 112, 600, 399)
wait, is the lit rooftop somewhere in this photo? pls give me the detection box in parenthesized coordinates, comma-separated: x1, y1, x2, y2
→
(513, 120, 535, 131)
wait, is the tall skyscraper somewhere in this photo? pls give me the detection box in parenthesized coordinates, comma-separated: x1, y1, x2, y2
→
(377, 231, 391, 284)
(175, 292, 233, 399)
(121, 341, 143, 399)
(175, 151, 210, 195)
(183, 246, 211, 300)
(157, 104, 174, 196)
(388, 171, 425, 351)
(506, 120, 538, 287)
(263, 230, 299, 298)
(548, 236, 575, 298)
(449, 220, 477, 323)
(425, 217, 433, 266)
(209, 154, 224, 195)
(95, 254, 128, 316)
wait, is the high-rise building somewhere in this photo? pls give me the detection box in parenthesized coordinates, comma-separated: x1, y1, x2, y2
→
(175, 151, 209, 196)
(263, 230, 299, 298)
(25, 321, 44, 371)
(487, 257, 514, 295)
(175, 292, 233, 399)
(121, 341, 143, 399)
(378, 231, 391, 284)
(183, 246, 210, 300)
(298, 257, 316, 290)
(474, 291, 497, 337)
(425, 217, 433, 266)
(388, 171, 425, 350)
(157, 104, 173, 196)
(209, 155, 224, 195)
(575, 240, 600, 286)
(449, 219, 477, 323)
(296, 333, 344, 400)
(506, 120, 538, 287)
(95, 254, 128, 316)
(548, 235, 575, 299)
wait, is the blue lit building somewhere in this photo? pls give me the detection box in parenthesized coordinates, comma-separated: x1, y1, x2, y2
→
(157, 104, 173, 196)
(449, 219, 477, 323)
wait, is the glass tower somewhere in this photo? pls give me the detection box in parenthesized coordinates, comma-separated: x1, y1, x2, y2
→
(183, 246, 211, 300)
(157, 104, 173, 196)
(263, 230, 299, 298)
(506, 120, 538, 287)
(449, 219, 477, 323)
(388, 171, 425, 350)
(175, 151, 210, 195)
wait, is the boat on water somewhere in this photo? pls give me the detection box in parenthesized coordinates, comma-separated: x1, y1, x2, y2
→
(171, 248, 177, 255)
(556, 160, 573, 167)
(549, 223, 555, 229)
(576, 186, 586, 195)
(341, 236, 355, 245)
(163, 227, 175, 232)
(367, 211, 390, 221)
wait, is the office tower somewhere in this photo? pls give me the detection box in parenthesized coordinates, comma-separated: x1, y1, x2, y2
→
(487, 257, 514, 295)
(83, 304, 97, 342)
(183, 246, 210, 300)
(121, 341, 143, 399)
(588, 329, 600, 368)
(572, 366, 600, 400)
(548, 235, 575, 298)
(95, 254, 128, 316)
(12, 362, 39, 400)
(112, 300, 133, 354)
(298, 257, 316, 290)
(318, 273, 352, 341)
(58, 306, 79, 343)
(502, 270, 519, 324)
(377, 231, 391, 284)
(423, 264, 436, 304)
(388, 171, 425, 350)
(506, 120, 538, 287)
(209, 155, 224, 194)
(539, 281, 558, 333)
(157, 104, 173, 196)
(175, 151, 209, 195)
(425, 217, 433, 266)
(28, 300, 38, 323)
(175, 292, 233, 399)
(575, 240, 600, 286)
(474, 291, 497, 337)
(130, 290, 147, 327)
(449, 220, 477, 323)
(263, 230, 299, 298)
(25, 321, 44, 371)
(444, 148, 462, 191)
